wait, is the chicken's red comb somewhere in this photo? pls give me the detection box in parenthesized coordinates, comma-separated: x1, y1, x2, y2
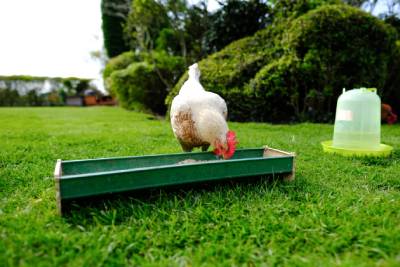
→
(224, 130, 237, 159)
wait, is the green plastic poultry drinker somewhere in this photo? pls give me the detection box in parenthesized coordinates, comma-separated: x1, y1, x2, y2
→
(322, 87, 393, 157)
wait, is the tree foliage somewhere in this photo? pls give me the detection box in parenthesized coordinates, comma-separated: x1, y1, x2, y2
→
(166, 4, 399, 122)
(123, 0, 271, 63)
(105, 0, 273, 114)
(124, 0, 170, 53)
(101, 0, 130, 57)
(0, 76, 93, 107)
(271, 0, 340, 18)
(107, 52, 184, 114)
(385, 15, 400, 33)
(104, 0, 400, 121)
(124, 0, 210, 63)
(206, 0, 271, 53)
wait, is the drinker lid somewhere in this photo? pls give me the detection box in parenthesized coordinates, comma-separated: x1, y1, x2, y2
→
(321, 140, 393, 157)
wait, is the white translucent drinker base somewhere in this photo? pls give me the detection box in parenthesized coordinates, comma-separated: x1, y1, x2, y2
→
(324, 88, 393, 157)
(332, 131, 380, 150)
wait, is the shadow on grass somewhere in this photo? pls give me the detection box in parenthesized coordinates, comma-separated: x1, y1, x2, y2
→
(62, 174, 311, 226)
(357, 148, 400, 167)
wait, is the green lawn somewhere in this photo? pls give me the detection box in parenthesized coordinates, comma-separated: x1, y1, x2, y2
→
(1, 107, 399, 266)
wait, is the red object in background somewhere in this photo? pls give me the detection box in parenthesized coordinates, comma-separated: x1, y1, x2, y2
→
(381, 104, 397, 124)
(84, 95, 97, 106)
(98, 96, 117, 106)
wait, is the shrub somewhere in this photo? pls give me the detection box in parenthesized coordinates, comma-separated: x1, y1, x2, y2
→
(0, 88, 21, 106)
(384, 15, 400, 35)
(284, 4, 397, 121)
(103, 51, 139, 80)
(103, 51, 140, 96)
(205, 0, 271, 53)
(383, 41, 400, 115)
(165, 21, 288, 111)
(142, 51, 185, 90)
(166, 4, 399, 123)
(110, 62, 164, 113)
(108, 52, 185, 114)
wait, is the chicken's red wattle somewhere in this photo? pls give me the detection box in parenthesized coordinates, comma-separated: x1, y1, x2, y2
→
(224, 131, 237, 159)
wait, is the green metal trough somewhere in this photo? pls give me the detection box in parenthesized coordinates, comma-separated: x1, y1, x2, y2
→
(54, 147, 295, 214)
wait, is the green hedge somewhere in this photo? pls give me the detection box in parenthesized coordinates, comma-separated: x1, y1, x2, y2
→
(103, 51, 140, 96)
(284, 4, 397, 120)
(166, 4, 399, 122)
(106, 52, 184, 114)
(383, 40, 400, 114)
(109, 62, 164, 113)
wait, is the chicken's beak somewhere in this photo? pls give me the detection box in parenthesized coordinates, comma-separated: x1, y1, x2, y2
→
(221, 143, 228, 152)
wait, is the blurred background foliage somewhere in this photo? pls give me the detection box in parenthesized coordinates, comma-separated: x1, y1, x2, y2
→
(2, 0, 398, 123)
(0, 76, 96, 106)
(103, 0, 400, 123)
(101, 0, 131, 58)
(103, 0, 276, 112)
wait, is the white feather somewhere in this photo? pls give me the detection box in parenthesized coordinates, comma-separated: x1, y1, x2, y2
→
(170, 63, 229, 147)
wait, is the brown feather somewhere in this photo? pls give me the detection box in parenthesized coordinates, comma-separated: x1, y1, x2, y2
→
(173, 111, 209, 151)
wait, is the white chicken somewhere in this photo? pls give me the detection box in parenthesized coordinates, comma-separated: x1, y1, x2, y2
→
(170, 63, 237, 159)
